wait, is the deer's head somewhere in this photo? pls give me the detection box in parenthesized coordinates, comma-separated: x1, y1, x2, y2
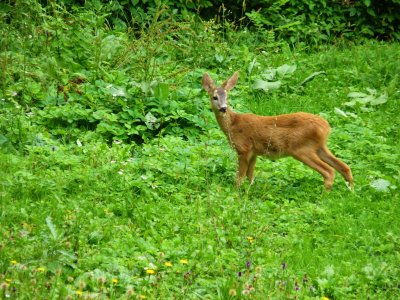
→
(202, 72, 238, 113)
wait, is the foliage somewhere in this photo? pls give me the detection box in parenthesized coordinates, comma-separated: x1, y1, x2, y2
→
(245, 0, 400, 45)
(2, 38, 400, 298)
(41, 0, 400, 44)
(0, 1, 234, 145)
(1, 1, 400, 298)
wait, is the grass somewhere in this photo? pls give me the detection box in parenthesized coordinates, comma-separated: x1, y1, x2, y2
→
(1, 27, 400, 300)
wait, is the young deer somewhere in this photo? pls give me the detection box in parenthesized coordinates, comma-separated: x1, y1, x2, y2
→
(202, 71, 353, 191)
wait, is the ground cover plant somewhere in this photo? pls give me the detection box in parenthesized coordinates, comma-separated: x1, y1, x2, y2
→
(1, 1, 400, 299)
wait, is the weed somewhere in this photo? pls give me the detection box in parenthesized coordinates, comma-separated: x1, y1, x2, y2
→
(0, 3, 399, 299)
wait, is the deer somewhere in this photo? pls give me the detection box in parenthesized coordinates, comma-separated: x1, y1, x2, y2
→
(202, 71, 354, 191)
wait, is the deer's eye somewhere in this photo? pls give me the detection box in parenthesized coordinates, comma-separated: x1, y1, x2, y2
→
(212, 96, 218, 101)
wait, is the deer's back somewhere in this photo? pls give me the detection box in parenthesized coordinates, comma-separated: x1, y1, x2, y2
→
(228, 112, 330, 157)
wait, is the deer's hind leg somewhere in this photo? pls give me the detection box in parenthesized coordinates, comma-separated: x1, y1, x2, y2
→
(318, 146, 354, 190)
(292, 150, 335, 191)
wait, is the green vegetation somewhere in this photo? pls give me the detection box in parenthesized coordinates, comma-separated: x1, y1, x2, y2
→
(1, 1, 399, 299)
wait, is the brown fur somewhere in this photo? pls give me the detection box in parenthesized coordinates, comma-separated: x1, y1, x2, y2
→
(202, 72, 353, 190)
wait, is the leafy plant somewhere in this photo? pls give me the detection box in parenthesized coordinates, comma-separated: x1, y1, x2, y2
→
(245, 0, 400, 45)
(344, 89, 388, 112)
(252, 63, 297, 92)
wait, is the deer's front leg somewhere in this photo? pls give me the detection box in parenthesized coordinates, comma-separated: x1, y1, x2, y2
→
(246, 155, 257, 184)
(236, 153, 249, 187)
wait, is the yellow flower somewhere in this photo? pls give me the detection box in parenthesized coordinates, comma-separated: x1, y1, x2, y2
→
(322, 297, 330, 300)
(137, 295, 146, 299)
(112, 278, 119, 284)
(10, 260, 17, 265)
(5, 279, 12, 283)
(37, 267, 46, 272)
(180, 259, 188, 264)
(247, 236, 255, 244)
(164, 262, 173, 267)
(76, 290, 83, 296)
(146, 269, 155, 275)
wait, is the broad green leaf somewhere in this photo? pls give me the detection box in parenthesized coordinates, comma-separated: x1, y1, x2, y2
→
(367, 8, 376, 16)
(101, 35, 123, 59)
(154, 83, 169, 101)
(364, 0, 371, 6)
(144, 112, 159, 130)
(215, 54, 224, 63)
(334, 107, 348, 117)
(324, 265, 335, 277)
(248, 58, 257, 75)
(361, 106, 373, 112)
(357, 94, 375, 104)
(92, 110, 110, 120)
(370, 179, 390, 192)
(366, 88, 377, 95)
(0, 134, 8, 146)
(361, 26, 375, 36)
(370, 94, 388, 106)
(89, 231, 103, 243)
(58, 250, 77, 261)
(97, 122, 125, 135)
(262, 69, 277, 81)
(275, 21, 302, 31)
(276, 64, 297, 78)
(343, 100, 357, 107)
(108, 85, 127, 98)
(46, 216, 58, 240)
(140, 80, 158, 94)
(27, 81, 42, 94)
(252, 79, 282, 91)
(363, 264, 374, 277)
(299, 71, 326, 86)
(347, 92, 368, 98)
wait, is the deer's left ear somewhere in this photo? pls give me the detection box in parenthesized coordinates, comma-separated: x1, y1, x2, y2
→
(222, 71, 239, 91)
(202, 73, 216, 94)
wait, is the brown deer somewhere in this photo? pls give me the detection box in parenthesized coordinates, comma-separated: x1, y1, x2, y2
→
(202, 71, 353, 191)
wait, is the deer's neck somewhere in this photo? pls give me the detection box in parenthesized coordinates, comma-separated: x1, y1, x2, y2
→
(214, 108, 236, 137)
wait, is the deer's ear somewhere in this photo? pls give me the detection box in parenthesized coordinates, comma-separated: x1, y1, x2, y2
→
(222, 71, 238, 91)
(202, 73, 216, 93)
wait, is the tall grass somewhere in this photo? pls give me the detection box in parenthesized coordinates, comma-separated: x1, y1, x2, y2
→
(1, 2, 400, 299)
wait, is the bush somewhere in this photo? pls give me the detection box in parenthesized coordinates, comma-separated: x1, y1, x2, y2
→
(245, 0, 400, 44)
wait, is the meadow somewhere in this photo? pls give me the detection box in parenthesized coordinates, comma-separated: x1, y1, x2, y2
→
(1, 3, 400, 299)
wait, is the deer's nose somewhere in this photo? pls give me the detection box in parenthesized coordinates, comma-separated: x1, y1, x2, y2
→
(219, 107, 227, 113)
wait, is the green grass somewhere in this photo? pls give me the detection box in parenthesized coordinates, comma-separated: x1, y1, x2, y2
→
(1, 33, 400, 300)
